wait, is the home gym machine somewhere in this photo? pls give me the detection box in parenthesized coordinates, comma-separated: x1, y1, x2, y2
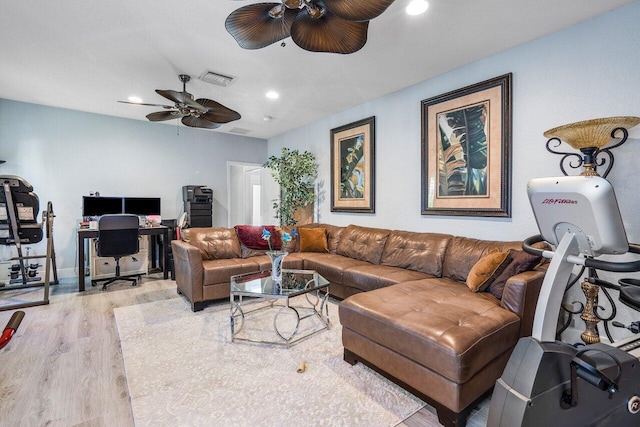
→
(488, 175, 640, 426)
(0, 175, 57, 312)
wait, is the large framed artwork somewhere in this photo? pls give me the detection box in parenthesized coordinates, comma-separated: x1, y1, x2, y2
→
(421, 73, 512, 217)
(330, 116, 375, 213)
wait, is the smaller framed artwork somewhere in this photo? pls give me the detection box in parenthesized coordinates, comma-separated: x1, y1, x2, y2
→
(330, 116, 375, 213)
(421, 73, 512, 217)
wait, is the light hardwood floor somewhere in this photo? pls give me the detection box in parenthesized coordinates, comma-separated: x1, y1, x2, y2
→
(0, 276, 489, 427)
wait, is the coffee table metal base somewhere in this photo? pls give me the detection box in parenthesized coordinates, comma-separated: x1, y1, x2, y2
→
(230, 289, 330, 347)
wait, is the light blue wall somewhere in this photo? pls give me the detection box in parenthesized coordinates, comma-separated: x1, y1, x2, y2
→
(267, 1, 640, 243)
(0, 99, 267, 277)
(266, 2, 640, 341)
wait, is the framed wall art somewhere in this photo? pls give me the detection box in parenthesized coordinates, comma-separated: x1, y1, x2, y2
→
(330, 116, 375, 213)
(421, 73, 512, 217)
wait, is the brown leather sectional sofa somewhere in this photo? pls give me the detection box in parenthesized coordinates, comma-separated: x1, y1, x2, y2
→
(171, 223, 546, 427)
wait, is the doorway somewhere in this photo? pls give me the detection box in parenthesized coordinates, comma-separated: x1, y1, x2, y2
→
(227, 162, 263, 227)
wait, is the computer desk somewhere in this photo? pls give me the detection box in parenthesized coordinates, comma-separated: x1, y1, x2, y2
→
(77, 225, 170, 292)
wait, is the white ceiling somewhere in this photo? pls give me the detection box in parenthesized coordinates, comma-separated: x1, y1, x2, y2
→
(0, 0, 634, 139)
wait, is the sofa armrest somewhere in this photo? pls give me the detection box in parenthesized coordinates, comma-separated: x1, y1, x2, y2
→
(500, 267, 547, 337)
(172, 240, 204, 305)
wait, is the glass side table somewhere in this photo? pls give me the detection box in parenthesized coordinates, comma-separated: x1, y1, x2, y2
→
(230, 269, 330, 347)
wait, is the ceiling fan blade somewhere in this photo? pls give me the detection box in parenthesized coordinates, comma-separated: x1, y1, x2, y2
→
(322, 0, 396, 21)
(181, 116, 222, 129)
(225, 3, 298, 49)
(155, 89, 185, 104)
(156, 89, 208, 113)
(196, 98, 242, 123)
(291, 8, 369, 54)
(146, 110, 183, 122)
(118, 100, 174, 109)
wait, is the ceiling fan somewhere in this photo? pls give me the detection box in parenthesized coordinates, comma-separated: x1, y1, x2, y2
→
(118, 74, 241, 129)
(225, 0, 397, 54)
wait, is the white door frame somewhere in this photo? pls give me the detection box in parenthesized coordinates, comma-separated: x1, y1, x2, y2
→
(226, 161, 263, 227)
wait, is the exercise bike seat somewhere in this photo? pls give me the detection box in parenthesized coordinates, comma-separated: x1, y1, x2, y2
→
(618, 278, 640, 311)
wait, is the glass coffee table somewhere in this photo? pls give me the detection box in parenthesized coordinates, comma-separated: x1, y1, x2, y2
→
(230, 269, 330, 347)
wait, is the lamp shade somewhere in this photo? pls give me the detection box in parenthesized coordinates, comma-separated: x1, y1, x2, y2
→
(544, 116, 640, 150)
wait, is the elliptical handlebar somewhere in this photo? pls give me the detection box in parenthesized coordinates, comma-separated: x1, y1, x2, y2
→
(522, 234, 640, 273)
(522, 234, 546, 257)
(583, 243, 640, 272)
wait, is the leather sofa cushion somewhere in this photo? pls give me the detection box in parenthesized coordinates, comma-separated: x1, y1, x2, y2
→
(380, 230, 452, 277)
(182, 227, 242, 261)
(336, 225, 391, 264)
(301, 253, 370, 284)
(342, 264, 432, 292)
(202, 258, 260, 285)
(247, 253, 305, 272)
(442, 236, 521, 282)
(339, 279, 521, 384)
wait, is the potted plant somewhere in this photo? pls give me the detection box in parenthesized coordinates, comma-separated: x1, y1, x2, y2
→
(263, 147, 317, 226)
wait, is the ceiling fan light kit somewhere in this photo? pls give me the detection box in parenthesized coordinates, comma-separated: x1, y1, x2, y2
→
(225, 0, 397, 54)
(118, 74, 241, 130)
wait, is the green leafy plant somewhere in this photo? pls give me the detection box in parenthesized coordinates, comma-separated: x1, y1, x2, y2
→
(263, 147, 317, 226)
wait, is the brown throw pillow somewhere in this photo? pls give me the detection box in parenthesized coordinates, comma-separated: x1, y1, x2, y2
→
(466, 250, 511, 292)
(299, 227, 329, 253)
(487, 249, 543, 299)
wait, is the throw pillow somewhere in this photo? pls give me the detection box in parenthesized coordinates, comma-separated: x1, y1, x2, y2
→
(299, 227, 329, 253)
(487, 249, 543, 299)
(466, 250, 511, 292)
(234, 225, 282, 250)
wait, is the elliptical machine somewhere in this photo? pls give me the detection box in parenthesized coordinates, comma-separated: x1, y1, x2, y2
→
(488, 175, 640, 426)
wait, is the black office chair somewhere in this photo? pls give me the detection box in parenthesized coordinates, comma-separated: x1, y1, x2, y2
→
(92, 214, 140, 291)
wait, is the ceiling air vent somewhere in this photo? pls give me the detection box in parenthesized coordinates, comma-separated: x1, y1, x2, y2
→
(199, 70, 235, 87)
(229, 127, 252, 135)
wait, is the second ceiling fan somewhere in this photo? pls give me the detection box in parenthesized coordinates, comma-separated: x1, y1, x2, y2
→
(119, 74, 241, 129)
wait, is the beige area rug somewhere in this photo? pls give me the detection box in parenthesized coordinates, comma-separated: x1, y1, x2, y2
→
(114, 296, 426, 427)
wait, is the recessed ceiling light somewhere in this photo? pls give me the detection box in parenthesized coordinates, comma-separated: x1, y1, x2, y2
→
(263, 115, 273, 121)
(406, 0, 429, 16)
(127, 96, 143, 103)
(265, 91, 280, 100)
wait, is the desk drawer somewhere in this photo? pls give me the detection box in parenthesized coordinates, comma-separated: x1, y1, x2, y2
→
(89, 236, 148, 256)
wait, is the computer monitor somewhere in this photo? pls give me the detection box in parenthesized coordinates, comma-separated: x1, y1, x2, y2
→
(124, 197, 161, 216)
(82, 196, 123, 217)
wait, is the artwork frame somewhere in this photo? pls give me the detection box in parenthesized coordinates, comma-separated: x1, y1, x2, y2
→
(421, 73, 512, 217)
(330, 116, 375, 213)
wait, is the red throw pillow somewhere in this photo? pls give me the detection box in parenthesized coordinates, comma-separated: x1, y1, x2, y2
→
(234, 225, 282, 250)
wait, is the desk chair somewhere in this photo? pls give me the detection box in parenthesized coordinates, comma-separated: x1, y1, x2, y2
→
(92, 214, 140, 291)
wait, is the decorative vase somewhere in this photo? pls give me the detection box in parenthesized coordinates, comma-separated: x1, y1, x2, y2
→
(267, 250, 288, 284)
